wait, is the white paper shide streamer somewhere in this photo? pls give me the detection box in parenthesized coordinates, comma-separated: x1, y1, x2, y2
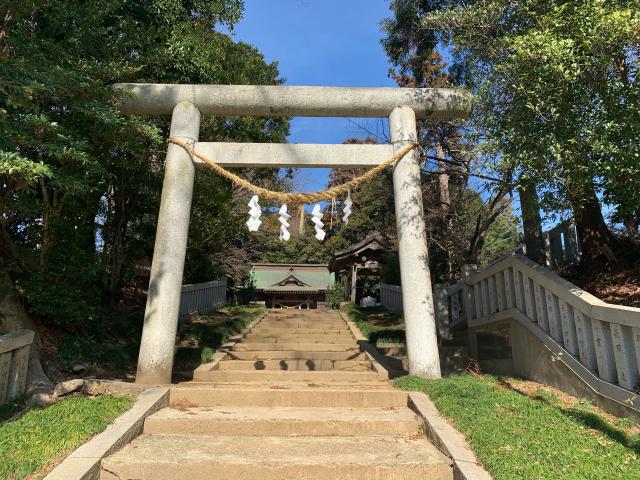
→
(342, 190, 353, 224)
(311, 204, 326, 241)
(246, 195, 262, 232)
(278, 204, 291, 241)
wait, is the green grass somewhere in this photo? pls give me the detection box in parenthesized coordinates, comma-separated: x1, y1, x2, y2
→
(396, 374, 640, 480)
(341, 303, 405, 344)
(0, 395, 134, 479)
(175, 305, 265, 369)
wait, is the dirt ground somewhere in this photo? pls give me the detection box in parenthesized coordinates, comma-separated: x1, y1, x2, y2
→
(563, 267, 640, 308)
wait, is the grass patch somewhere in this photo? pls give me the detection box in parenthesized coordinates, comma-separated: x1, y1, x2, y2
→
(175, 304, 265, 370)
(341, 303, 405, 344)
(0, 395, 134, 479)
(396, 374, 640, 480)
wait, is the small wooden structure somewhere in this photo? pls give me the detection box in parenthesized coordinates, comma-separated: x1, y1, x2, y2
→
(329, 234, 390, 304)
(0, 329, 34, 404)
(252, 264, 334, 309)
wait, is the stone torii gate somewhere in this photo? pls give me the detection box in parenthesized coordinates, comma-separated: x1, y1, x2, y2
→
(114, 83, 471, 384)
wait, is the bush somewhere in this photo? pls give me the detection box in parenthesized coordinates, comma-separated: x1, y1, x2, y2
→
(325, 277, 346, 309)
(382, 254, 401, 285)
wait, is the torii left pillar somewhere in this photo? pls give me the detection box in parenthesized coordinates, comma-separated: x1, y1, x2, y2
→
(137, 102, 200, 384)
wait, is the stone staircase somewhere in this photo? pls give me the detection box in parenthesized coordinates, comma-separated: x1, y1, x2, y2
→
(100, 310, 453, 479)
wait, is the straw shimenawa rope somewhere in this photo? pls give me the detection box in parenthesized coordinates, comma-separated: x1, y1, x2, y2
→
(168, 137, 419, 205)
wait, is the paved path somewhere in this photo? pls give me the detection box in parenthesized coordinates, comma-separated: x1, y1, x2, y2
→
(101, 310, 453, 479)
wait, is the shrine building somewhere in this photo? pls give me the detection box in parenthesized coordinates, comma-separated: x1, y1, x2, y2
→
(251, 263, 334, 309)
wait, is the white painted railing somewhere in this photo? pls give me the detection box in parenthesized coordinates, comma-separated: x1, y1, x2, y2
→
(179, 278, 227, 320)
(448, 254, 640, 409)
(434, 282, 465, 340)
(0, 329, 34, 404)
(380, 282, 403, 314)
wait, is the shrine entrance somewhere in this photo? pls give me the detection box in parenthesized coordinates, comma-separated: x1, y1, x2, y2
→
(114, 83, 471, 384)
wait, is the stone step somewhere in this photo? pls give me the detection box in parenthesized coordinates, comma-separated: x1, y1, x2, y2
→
(243, 335, 355, 344)
(234, 343, 359, 352)
(144, 406, 421, 436)
(256, 322, 347, 329)
(250, 327, 351, 335)
(170, 386, 409, 408)
(182, 381, 394, 390)
(194, 369, 382, 383)
(226, 350, 367, 361)
(100, 435, 453, 480)
(217, 359, 372, 371)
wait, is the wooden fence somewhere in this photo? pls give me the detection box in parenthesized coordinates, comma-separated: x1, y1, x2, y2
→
(179, 278, 227, 320)
(437, 254, 640, 411)
(380, 282, 403, 315)
(0, 329, 34, 404)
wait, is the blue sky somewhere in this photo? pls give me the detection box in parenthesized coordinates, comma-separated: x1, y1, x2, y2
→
(227, 0, 396, 192)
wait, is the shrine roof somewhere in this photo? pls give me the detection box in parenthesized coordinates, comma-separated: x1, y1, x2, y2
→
(251, 264, 334, 292)
(329, 233, 391, 271)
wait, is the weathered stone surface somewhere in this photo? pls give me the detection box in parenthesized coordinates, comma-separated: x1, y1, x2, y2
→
(45, 387, 169, 480)
(114, 83, 472, 120)
(390, 106, 441, 379)
(135, 102, 200, 385)
(99, 310, 454, 480)
(72, 363, 87, 373)
(83, 380, 152, 397)
(53, 378, 84, 397)
(101, 435, 453, 480)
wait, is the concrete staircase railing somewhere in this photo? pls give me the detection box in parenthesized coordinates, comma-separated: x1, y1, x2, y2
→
(438, 254, 640, 411)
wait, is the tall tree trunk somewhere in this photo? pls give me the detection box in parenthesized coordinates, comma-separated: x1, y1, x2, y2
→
(518, 178, 545, 265)
(570, 185, 618, 267)
(435, 142, 455, 280)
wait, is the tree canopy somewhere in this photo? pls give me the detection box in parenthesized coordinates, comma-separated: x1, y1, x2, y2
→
(1, 0, 289, 325)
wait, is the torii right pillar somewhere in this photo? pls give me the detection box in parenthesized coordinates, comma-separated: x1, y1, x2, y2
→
(390, 106, 441, 378)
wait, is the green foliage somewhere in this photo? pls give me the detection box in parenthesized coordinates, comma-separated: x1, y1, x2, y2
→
(478, 207, 522, 265)
(249, 213, 332, 265)
(341, 303, 405, 344)
(426, 0, 640, 230)
(381, 254, 402, 285)
(2, 1, 289, 328)
(325, 277, 347, 309)
(237, 271, 257, 305)
(175, 305, 265, 370)
(0, 395, 134, 479)
(396, 374, 640, 479)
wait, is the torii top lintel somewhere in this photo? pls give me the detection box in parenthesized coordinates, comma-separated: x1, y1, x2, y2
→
(113, 83, 472, 120)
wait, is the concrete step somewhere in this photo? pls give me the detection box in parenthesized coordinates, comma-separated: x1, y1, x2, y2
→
(194, 369, 382, 383)
(170, 386, 409, 408)
(217, 359, 373, 371)
(256, 323, 347, 329)
(243, 335, 355, 344)
(144, 406, 421, 436)
(227, 350, 367, 361)
(101, 435, 453, 480)
(251, 327, 351, 335)
(234, 343, 359, 352)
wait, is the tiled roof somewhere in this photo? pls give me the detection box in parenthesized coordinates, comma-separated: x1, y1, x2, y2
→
(251, 264, 334, 292)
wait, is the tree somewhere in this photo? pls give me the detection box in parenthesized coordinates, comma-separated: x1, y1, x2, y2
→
(423, 0, 640, 267)
(381, 0, 518, 281)
(1, 0, 289, 391)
